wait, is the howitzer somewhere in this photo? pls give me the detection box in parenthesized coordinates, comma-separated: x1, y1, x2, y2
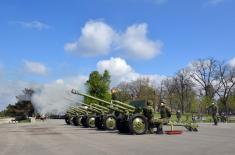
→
(71, 104, 110, 128)
(71, 89, 199, 134)
(71, 105, 97, 128)
(71, 89, 148, 134)
(81, 102, 116, 130)
(65, 106, 88, 126)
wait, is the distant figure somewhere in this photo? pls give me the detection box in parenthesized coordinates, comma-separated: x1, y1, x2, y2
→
(220, 112, 226, 123)
(143, 100, 155, 134)
(192, 114, 196, 123)
(176, 110, 181, 122)
(155, 102, 171, 134)
(208, 103, 218, 126)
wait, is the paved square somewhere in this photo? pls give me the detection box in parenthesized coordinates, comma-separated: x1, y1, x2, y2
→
(0, 120, 234, 155)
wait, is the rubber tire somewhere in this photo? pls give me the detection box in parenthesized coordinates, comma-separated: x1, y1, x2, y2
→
(78, 116, 83, 126)
(128, 114, 148, 135)
(72, 116, 79, 126)
(116, 115, 130, 134)
(86, 115, 96, 128)
(81, 115, 89, 128)
(95, 116, 105, 130)
(103, 115, 117, 130)
(65, 116, 71, 125)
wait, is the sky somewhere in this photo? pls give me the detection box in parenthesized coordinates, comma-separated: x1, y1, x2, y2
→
(0, 0, 235, 111)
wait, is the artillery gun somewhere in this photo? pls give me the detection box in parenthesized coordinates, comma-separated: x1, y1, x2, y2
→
(71, 89, 199, 135)
(71, 89, 148, 134)
(65, 106, 88, 126)
(81, 103, 116, 130)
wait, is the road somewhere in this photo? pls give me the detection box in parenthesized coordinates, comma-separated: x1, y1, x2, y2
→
(0, 120, 234, 155)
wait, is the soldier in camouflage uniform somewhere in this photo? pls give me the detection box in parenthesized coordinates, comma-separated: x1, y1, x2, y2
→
(208, 102, 218, 126)
(143, 100, 155, 134)
(155, 102, 172, 134)
(176, 110, 181, 122)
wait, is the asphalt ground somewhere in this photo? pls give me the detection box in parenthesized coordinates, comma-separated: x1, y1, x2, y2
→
(0, 119, 234, 155)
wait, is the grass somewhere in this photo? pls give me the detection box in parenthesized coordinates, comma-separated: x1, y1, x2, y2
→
(154, 113, 213, 123)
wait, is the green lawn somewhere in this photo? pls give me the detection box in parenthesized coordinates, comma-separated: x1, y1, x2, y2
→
(154, 113, 213, 123)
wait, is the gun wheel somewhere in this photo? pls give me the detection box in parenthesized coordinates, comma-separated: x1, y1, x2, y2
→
(129, 114, 148, 135)
(95, 116, 105, 130)
(116, 116, 129, 133)
(104, 115, 116, 130)
(65, 116, 71, 125)
(78, 116, 83, 126)
(72, 116, 79, 126)
(87, 116, 96, 128)
(81, 116, 89, 127)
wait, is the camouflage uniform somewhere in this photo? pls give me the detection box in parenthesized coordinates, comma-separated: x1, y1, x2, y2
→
(176, 110, 181, 122)
(209, 103, 218, 125)
(143, 100, 155, 134)
(155, 103, 171, 134)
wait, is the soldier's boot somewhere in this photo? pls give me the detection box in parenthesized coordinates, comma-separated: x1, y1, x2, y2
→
(156, 125, 163, 134)
(213, 116, 218, 126)
(148, 128, 154, 134)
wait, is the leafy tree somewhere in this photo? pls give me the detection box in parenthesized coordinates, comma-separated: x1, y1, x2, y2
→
(3, 88, 35, 117)
(85, 70, 111, 104)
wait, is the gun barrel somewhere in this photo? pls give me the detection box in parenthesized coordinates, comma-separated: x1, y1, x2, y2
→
(112, 100, 135, 111)
(71, 89, 136, 114)
(82, 103, 109, 114)
(71, 89, 111, 105)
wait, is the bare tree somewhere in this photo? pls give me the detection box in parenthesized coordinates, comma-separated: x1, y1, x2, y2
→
(189, 58, 221, 99)
(216, 63, 235, 114)
(115, 77, 157, 107)
(162, 78, 176, 111)
(174, 69, 194, 113)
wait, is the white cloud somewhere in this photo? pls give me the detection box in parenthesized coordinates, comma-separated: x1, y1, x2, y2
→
(228, 57, 235, 68)
(97, 57, 165, 86)
(11, 21, 51, 30)
(207, 0, 225, 6)
(119, 23, 162, 59)
(64, 20, 116, 56)
(65, 20, 162, 60)
(24, 60, 48, 76)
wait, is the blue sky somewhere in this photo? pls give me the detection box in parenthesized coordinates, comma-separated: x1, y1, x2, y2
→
(0, 0, 235, 110)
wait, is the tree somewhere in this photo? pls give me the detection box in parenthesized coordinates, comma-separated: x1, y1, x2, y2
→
(4, 88, 35, 117)
(115, 77, 157, 108)
(85, 70, 111, 104)
(216, 63, 235, 114)
(111, 83, 133, 102)
(174, 69, 195, 113)
(189, 58, 220, 100)
(162, 78, 176, 111)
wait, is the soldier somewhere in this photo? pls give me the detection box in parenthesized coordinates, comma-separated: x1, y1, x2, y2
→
(155, 102, 172, 134)
(208, 102, 218, 126)
(176, 110, 181, 122)
(143, 100, 155, 134)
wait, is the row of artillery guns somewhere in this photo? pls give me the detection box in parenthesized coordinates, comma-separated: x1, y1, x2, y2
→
(65, 89, 198, 135)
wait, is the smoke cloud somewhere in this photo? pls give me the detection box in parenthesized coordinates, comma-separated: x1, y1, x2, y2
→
(31, 76, 87, 114)
(0, 75, 87, 114)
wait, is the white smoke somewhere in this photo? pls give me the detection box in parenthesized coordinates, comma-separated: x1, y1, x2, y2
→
(31, 75, 87, 114)
(0, 80, 38, 109)
(0, 73, 87, 114)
